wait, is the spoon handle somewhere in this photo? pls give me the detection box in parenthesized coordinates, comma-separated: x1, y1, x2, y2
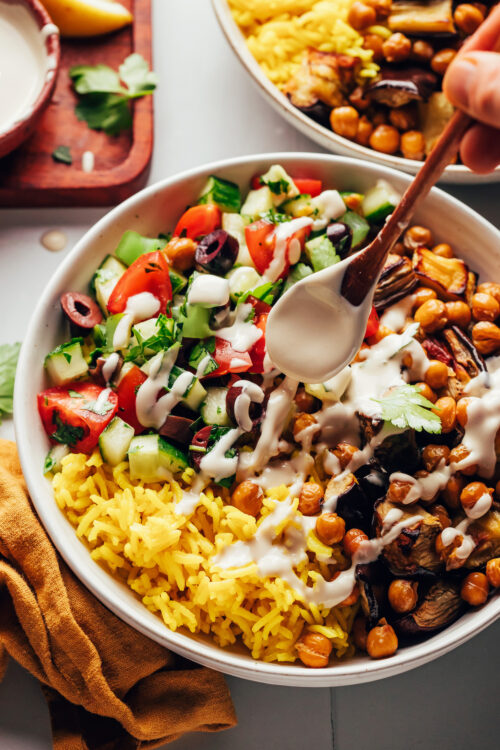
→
(341, 108, 471, 306)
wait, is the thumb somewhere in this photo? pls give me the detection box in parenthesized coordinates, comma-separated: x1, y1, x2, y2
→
(443, 50, 500, 129)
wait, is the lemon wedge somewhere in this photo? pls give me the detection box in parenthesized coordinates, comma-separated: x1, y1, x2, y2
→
(41, 0, 133, 37)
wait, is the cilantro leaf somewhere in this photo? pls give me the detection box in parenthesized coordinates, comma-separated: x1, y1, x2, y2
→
(51, 413, 85, 445)
(373, 384, 442, 434)
(188, 338, 218, 375)
(69, 64, 123, 95)
(52, 146, 72, 165)
(68, 390, 84, 398)
(119, 53, 158, 96)
(261, 177, 290, 195)
(125, 314, 181, 364)
(260, 209, 292, 224)
(75, 94, 132, 136)
(0, 342, 21, 423)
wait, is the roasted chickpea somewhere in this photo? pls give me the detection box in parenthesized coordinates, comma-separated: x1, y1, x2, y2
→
(348, 1, 377, 29)
(471, 292, 500, 322)
(365, 0, 392, 18)
(353, 616, 368, 651)
(372, 109, 388, 126)
(296, 631, 333, 668)
(363, 33, 384, 63)
(349, 85, 371, 110)
(413, 287, 437, 308)
(392, 241, 406, 257)
(383, 32, 411, 63)
(472, 321, 500, 355)
(476, 282, 500, 304)
(400, 130, 425, 161)
(414, 381, 437, 403)
(486, 558, 500, 588)
(343, 192, 363, 211)
(454, 4, 484, 34)
(366, 619, 398, 659)
(388, 579, 418, 613)
(432, 243, 454, 258)
(294, 387, 318, 413)
(442, 474, 465, 510)
(412, 38, 434, 63)
(299, 482, 323, 516)
(231, 481, 263, 517)
(432, 396, 457, 433)
(461, 572, 489, 606)
(404, 225, 433, 250)
(316, 512, 346, 545)
(330, 106, 359, 139)
(343, 528, 369, 558)
(431, 48, 457, 75)
(369, 124, 400, 154)
(456, 397, 471, 427)
(460, 481, 493, 513)
(429, 503, 452, 529)
(333, 441, 358, 469)
(164, 236, 197, 271)
(387, 478, 415, 505)
(368, 324, 395, 344)
(415, 299, 447, 333)
(445, 300, 471, 328)
(421, 444, 450, 472)
(355, 116, 374, 147)
(425, 360, 450, 390)
(449, 443, 477, 475)
(293, 412, 317, 438)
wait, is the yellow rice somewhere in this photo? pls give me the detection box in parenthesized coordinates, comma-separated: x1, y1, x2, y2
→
(228, 0, 379, 86)
(52, 450, 357, 663)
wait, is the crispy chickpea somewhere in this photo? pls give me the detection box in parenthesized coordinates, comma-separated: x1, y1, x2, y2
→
(432, 243, 454, 258)
(294, 387, 318, 414)
(387, 479, 415, 505)
(486, 558, 500, 588)
(422, 444, 450, 472)
(369, 124, 400, 154)
(388, 579, 418, 613)
(383, 32, 411, 63)
(404, 224, 433, 250)
(413, 287, 437, 308)
(432, 396, 457, 433)
(349, 85, 371, 111)
(392, 241, 406, 257)
(472, 321, 500, 355)
(415, 381, 437, 403)
(412, 38, 434, 63)
(299, 482, 323, 516)
(425, 360, 450, 390)
(366, 619, 398, 659)
(296, 631, 332, 668)
(293, 412, 317, 438)
(400, 130, 425, 161)
(476, 282, 500, 304)
(461, 572, 489, 606)
(164, 236, 196, 271)
(330, 106, 359, 139)
(415, 299, 447, 333)
(316, 512, 346, 545)
(456, 397, 471, 427)
(368, 324, 395, 344)
(348, 1, 377, 29)
(334, 441, 358, 469)
(431, 48, 457, 75)
(353, 616, 368, 651)
(343, 528, 369, 558)
(355, 116, 374, 147)
(460, 481, 493, 513)
(363, 33, 384, 63)
(231, 481, 263, 517)
(442, 474, 465, 510)
(454, 4, 484, 34)
(471, 292, 500, 322)
(365, 0, 392, 18)
(445, 300, 471, 328)
(449, 443, 477, 475)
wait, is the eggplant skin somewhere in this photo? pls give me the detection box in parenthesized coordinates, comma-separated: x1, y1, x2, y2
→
(395, 580, 464, 639)
(326, 472, 375, 534)
(466, 510, 500, 569)
(374, 430, 420, 475)
(367, 67, 438, 108)
(376, 500, 443, 576)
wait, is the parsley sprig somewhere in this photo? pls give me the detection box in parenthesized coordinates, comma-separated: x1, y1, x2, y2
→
(373, 384, 442, 434)
(125, 314, 181, 364)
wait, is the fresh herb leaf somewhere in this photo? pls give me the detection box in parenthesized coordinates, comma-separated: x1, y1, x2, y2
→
(75, 94, 132, 136)
(260, 209, 292, 224)
(373, 384, 442, 434)
(261, 177, 289, 195)
(44, 452, 56, 474)
(188, 339, 218, 376)
(119, 53, 158, 96)
(68, 390, 84, 398)
(51, 413, 85, 445)
(69, 63, 122, 95)
(239, 280, 283, 306)
(125, 314, 181, 364)
(52, 146, 72, 165)
(0, 342, 21, 423)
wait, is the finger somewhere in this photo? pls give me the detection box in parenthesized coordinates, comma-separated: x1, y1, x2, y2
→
(460, 123, 500, 173)
(459, 4, 500, 54)
(443, 51, 500, 129)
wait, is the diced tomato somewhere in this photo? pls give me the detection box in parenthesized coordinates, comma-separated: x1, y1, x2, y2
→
(251, 174, 264, 190)
(249, 312, 269, 374)
(292, 178, 323, 197)
(38, 383, 118, 453)
(364, 307, 379, 339)
(246, 295, 272, 316)
(115, 365, 147, 434)
(204, 338, 252, 378)
(107, 252, 172, 317)
(173, 204, 221, 240)
(245, 219, 312, 280)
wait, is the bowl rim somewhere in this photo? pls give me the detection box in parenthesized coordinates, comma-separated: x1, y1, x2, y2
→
(211, 0, 500, 185)
(0, 0, 60, 143)
(14, 152, 500, 687)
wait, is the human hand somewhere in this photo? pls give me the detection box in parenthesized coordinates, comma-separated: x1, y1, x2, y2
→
(443, 4, 500, 173)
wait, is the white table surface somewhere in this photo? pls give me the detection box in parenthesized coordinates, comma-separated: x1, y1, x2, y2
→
(1, 1, 499, 748)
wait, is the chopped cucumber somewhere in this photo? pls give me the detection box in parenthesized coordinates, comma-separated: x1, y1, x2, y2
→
(169, 269, 187, 296)
(198, 175, 241, 213)
(362, 180, 400, 223)
(178, 304, 213, 338)
(340, 210, 370, 249)
(305, 235, 340, 272)
(226, 266, 262, 302)
(99, 417, 134, 466)
(222, 213, 254, 266)
(131, 317, 158, 346)
(260, 164, 299, 205)
(169, 365, 207, 411)
(240, 186, 274, 218)
(115, 230, 166, 267)
(91, 255, 127, 315)
(283, 263, 313, 292)
(44, 338, 88, 385)
(128, 434, 188, 481)
(93, 324, 106, 348)
(106, 313, 130, 351)
(282, 194, 313, 218)
(43, 444, 70, 474)
(201, 387, 231, 426)
(305, 367, 352, 401)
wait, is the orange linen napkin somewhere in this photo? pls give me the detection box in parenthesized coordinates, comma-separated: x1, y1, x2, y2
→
(0, 440, 236, 750)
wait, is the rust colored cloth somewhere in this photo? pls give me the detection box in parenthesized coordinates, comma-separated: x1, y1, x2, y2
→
(0, 440, 236, 749)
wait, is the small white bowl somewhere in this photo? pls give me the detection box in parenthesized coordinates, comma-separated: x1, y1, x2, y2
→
(14, 153, 500, 687)
(212, 0, 500, 186)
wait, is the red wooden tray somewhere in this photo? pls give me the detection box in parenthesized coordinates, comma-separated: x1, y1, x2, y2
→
(0, 0, 153, 207)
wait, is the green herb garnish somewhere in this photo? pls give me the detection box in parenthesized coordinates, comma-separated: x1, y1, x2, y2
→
(373, 384, 442, 434)
(125, 315, 181, 364)
(51, 413, 85, 445)
(188, 338, 218, 376)
(52, 146, 72, 165)
(0, 342, 21, 423)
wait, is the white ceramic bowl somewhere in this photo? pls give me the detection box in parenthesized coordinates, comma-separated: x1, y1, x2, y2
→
(15, 153, 500, 687)
(212, 0, 500, 186)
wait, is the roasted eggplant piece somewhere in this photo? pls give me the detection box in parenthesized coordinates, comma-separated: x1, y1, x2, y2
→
(356, 562, 388, 628)
(412, 247, 469, 300)
(441, 326, 486, 378)
(160, 415, 195, 446)
(376, 500, 443, 576)
(466, 510, 500, 568)
(367, 67, 437, 108)
(388, 0, 455, 35)
(373, 254, 418, 310)
(395, 580, 464, 639)
(374, 430, 420, 475)
(355, 462, 389, 505)
(283, 50, 357, 111)
(325, 472, 374, 534)
(422, 337, 454, 367)
(419, 92, 455, 155)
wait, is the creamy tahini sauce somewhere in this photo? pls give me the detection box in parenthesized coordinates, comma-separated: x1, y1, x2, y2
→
(136, 348, 193, 430)
(215, 302, 262, 352)
(262, 217, 314, 283)
(232, 379, 265, 432)
(102, 352, 120, 384)
(188, 274, 230, 307)
(112, 292, 161, 350)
